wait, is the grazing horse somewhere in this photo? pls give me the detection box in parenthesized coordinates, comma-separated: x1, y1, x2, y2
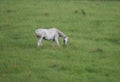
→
(35, 28, 68, 47)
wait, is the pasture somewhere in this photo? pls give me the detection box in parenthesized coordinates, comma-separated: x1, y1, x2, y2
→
(0, 0, 120, 82)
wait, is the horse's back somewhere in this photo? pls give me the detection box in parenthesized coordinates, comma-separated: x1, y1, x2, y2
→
(35, 28, 47, 37)
(35, 28, 57, 32)
(35, 28, 48, 33)
(48, 28, 58, 33)
(35, 28, 58, 39)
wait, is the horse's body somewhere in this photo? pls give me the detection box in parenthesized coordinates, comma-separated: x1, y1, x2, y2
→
(35, 28, 68, 47)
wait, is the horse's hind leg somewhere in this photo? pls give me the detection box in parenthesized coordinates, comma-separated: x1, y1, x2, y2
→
(37, 37, 43, 47)
(37, 36, 43, 47)
(52, 41, 55, 47)
(55, 37, 60, 47)
(36, 34, 43, 47)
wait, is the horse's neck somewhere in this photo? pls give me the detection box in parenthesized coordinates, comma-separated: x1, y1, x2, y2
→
(57, 29, 66, 38)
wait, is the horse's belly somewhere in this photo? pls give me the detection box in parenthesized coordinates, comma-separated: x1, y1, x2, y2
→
(44, 35, 54, 40)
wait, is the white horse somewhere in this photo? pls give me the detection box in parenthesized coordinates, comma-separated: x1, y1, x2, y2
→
(35, 28, 68, 47)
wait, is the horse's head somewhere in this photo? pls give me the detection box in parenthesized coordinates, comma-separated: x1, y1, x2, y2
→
(63, 37, 68, 46)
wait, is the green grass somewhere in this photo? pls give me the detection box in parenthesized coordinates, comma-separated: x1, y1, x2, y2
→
(0, 0, 120, 82)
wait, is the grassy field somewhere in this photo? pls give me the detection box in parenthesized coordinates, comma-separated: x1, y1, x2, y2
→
(0, 0, 120, 82)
